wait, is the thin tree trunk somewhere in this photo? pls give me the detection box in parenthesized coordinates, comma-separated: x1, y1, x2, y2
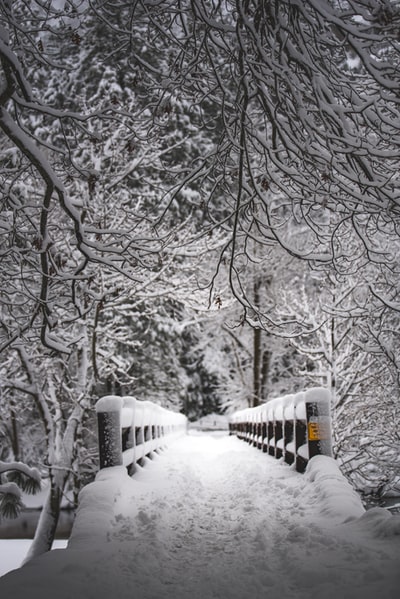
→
(23, 404, 84, 562)
(23, 477, 66, 563)
(261, 349, 272, 401)
(10, 408, 20, 461)
(252, 276, 263, 407)
(253, 326, 261, 407)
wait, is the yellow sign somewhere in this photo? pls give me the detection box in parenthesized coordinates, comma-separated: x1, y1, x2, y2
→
(308, 421, 330, 441)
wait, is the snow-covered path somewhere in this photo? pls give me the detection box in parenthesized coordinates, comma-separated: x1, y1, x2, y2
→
(0, 432, 399, 599)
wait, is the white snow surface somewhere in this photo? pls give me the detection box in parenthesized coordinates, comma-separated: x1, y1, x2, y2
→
(0, 432, 399, 599)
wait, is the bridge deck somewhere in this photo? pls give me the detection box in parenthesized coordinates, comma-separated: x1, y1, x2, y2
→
(71, 432, 398, 599)
(1, 433, 399, 599)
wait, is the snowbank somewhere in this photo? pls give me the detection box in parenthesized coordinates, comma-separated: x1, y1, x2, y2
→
(0, 434, 399, 599)
(305, 455, 365, 522)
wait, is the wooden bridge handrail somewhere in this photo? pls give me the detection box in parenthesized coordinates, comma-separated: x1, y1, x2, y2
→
(96, 396, 187, 472)
(229, 387, 333, 473)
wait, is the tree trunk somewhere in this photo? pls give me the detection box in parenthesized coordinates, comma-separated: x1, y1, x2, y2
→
(23, 404, 84, 563)
(253, 326, 261, 407)
(10, 408, 20, 461)
(261, 349, 272, 401)
(23, 476, 66, 563)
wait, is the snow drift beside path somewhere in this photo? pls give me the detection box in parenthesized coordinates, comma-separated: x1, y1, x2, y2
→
(0, 433, 399, 599)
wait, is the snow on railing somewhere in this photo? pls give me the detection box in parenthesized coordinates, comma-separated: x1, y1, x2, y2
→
(229, 387, 332, 473)
(96, 396, 187, 472)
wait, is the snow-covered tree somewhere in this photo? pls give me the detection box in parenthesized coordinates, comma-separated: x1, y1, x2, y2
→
(84, 1, 400, 307)
(3, 0, 400, 342)
(277, 261, 400, 495)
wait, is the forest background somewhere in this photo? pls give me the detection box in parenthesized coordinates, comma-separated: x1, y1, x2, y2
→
(0, 0, 400, 560)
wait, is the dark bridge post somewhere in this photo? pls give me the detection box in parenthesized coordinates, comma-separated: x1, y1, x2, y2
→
(96, 397, 123, 469)
(96, 396, 188, 472)
(305, 394, 333, 460)
(229, 387, 333, 473)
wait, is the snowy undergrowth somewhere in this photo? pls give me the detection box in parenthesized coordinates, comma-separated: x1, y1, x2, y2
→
(0, 433, 399, 599)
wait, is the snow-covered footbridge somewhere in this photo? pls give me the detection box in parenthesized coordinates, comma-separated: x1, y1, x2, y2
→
(95, 388, 333, 475)
(0, 391, 399, 599)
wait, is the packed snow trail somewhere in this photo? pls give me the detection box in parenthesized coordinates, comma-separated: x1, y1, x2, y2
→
(0, 432, 399, 599)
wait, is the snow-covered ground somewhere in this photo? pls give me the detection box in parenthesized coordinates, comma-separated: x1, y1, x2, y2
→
(189, 412, 229, 431)
(0, 432, 399, 599)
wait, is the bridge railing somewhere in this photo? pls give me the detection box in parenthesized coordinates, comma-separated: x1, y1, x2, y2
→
(96, 396, 187, 472)
(229, 387, 333, 473)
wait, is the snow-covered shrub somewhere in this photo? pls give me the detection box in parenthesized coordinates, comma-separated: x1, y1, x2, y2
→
(0, 461, 41, 519)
